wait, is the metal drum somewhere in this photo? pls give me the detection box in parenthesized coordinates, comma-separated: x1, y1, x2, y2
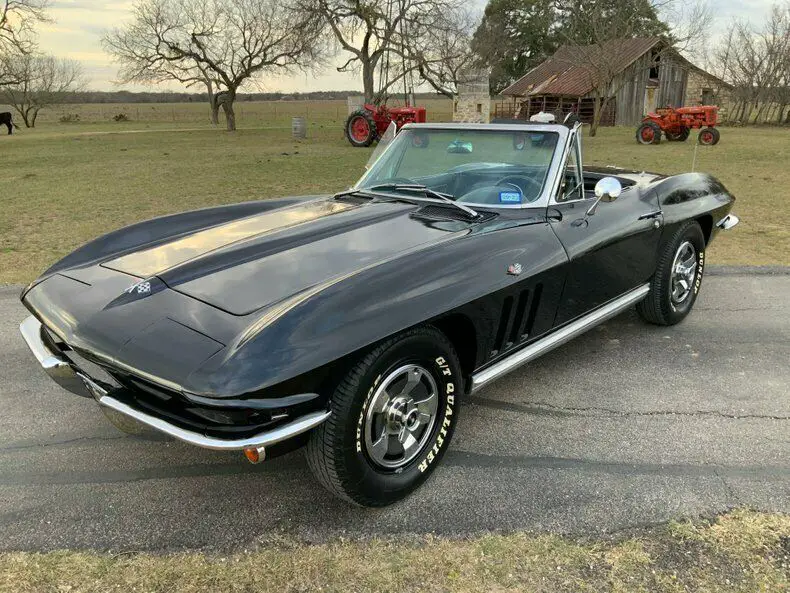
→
(292, 116, 307, 139)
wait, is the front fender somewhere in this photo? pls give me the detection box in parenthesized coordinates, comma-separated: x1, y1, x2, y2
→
(185, 219, 568, 398)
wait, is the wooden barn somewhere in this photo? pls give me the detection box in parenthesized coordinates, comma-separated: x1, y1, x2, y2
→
(497, 37, 731, 126)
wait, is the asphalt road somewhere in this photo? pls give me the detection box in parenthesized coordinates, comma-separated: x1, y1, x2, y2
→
(1, 269, 788, 552)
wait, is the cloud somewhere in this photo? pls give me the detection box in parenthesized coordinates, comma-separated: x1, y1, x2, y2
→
(32, 0, 783, 93)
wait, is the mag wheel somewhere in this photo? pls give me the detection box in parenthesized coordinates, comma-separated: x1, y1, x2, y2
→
(345, 109, 378, 147)
(637, 221, 706, 326)
(306, 327, 461, 506)
(636, 122, 661, 145)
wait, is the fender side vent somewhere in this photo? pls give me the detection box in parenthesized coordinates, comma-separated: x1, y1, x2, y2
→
(492, 296, 514, 355)
(509, 289, 531, 345)
(490, 283, 544, 359)
(523, 283, 543, 339)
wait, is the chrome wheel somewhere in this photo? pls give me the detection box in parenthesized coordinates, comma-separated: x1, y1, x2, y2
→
(364, 364, 438, 470)
(670, 241, 697, 305)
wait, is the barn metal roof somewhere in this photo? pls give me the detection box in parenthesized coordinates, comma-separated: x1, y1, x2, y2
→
(501, 37, 663, 97)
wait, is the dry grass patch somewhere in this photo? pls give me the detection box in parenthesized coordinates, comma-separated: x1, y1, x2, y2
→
(0, 510, 788, 593)
(0, 112, 786, 285)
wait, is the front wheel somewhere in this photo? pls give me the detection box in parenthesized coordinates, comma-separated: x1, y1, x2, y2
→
(698, 127, 720, 145)
(637, 221, 706, 326)
(306, 327, 462, 506)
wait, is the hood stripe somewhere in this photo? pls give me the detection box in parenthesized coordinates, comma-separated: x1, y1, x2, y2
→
(103, 199, 354, 277)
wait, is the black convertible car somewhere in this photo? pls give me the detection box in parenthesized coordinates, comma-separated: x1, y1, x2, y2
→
(20, 122, 738, 506)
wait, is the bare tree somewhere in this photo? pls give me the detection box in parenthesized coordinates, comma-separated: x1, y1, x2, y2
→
(0, 0, 49, 86)
(411, 6, 477, 98)
(103, 0, 325, 131)
(712, 3, 790, 124)
(311, 0, 470, 104)
(1, 54, 84, 126)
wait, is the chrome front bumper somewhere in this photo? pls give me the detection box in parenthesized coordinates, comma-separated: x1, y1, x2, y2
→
(19, 315, 330, 452)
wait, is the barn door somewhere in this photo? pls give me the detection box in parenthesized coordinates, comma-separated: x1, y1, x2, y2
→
(644, 86, 657, 115)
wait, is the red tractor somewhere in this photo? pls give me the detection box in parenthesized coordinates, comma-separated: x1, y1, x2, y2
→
(345, 103, 427, 147)
(636, 105, 720, 146)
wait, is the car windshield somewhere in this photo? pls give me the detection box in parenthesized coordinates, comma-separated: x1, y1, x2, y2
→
(356, 128, 560, 207)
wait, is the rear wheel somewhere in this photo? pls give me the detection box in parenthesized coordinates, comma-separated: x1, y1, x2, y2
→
(637, 221, 706, 326)
(306, 327, 462, 506)
(636, 122, 661, 145)
(345, 109, 379, 147)
(698, 127, 719, 145)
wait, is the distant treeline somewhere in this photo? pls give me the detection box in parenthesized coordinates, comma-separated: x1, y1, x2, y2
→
(57, 90, 446, 104)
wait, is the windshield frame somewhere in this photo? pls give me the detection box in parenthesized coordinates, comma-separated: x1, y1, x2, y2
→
(353, 122, 572, 210)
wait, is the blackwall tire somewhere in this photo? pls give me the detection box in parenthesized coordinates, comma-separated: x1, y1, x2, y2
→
(698, 127, 717, 146)
(637, 221, 706, 326)
(306, 327, 462, 506)
(345, 109, 378, 148)
(636, 122, 661, 145)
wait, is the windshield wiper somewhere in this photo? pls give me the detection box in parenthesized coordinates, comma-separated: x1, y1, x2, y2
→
(367, 184, 480, 219)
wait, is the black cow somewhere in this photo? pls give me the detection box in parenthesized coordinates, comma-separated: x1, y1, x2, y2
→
(1, 112, 18, 135)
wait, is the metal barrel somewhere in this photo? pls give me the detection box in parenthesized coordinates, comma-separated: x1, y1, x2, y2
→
(292, 116, 306, 139)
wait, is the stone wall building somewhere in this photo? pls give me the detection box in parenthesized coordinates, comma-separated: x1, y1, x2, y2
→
(453, 71, 491, 123)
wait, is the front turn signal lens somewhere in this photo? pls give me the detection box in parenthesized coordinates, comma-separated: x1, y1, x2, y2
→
(243, 446, 266, 464)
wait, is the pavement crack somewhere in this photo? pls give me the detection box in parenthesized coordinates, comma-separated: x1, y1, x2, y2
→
(467, 397, 790, 421)
(0, 434, 128, 452)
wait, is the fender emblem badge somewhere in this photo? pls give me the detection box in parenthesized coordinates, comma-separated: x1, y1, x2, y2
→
(507, 263, 523, 276)
(126, 280, 152, 295)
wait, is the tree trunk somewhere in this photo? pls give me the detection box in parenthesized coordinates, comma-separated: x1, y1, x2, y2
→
(362, 59, 375, 104)
(775, 104, 785, 124)
(22, 108, 32, 128)
(206, 80, 219, 125)
(589, 95, 603, 137)
(30, 107, 39, 128)
(222, 94, 236, 131)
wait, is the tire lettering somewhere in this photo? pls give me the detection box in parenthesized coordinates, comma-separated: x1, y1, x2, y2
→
(418, 377, 456, 473)
(694, 251, 704, 295)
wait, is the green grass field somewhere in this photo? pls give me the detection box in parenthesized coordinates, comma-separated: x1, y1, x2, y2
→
(0, 100, 787, 285)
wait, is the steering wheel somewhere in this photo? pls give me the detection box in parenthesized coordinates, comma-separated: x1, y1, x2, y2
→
(496, 175, 543, 201)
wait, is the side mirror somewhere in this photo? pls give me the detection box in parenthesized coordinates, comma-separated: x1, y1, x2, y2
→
(595, 177, 622, 201)
(587, 177, 622, 216)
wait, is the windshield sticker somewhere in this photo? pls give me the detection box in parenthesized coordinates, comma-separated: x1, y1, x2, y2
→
(499, 191, 522, 204)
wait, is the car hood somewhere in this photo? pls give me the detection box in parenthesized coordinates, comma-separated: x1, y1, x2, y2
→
(100, 197, 463, 315)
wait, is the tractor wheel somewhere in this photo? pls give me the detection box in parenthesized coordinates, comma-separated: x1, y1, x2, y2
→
(636, 122, 661, 145)
(698, 127, 719, 146)
(666, 128, 690, 142)
(345, 109, 379, 148)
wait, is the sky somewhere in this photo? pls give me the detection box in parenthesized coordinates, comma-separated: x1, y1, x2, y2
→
(33, 0, 780, 94)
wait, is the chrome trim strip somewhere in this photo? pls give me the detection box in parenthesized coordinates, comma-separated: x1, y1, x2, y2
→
(19, 316, 93, 398)
(470, 284, 651, 393)
(98, 395, 331, 451)
(716, 214, 739, 230)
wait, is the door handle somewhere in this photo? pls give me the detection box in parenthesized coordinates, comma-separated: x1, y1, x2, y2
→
(638, 210, 663, 220)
